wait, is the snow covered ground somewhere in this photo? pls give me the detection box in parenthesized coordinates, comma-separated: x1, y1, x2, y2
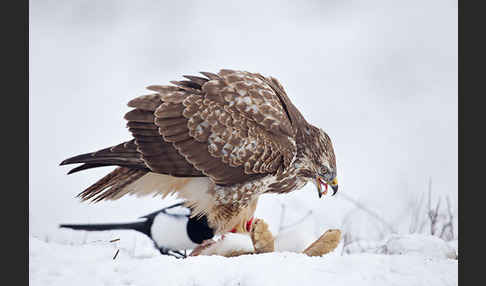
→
(30, 234, 457, 286)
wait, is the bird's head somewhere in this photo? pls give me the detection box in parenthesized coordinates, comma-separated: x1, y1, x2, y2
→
(301, 126, 338, 198)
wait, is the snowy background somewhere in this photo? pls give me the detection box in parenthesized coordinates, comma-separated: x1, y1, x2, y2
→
(29, 0, 457, 285)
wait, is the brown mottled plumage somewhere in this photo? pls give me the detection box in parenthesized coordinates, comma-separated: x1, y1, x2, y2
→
(61, 69, 338, 234)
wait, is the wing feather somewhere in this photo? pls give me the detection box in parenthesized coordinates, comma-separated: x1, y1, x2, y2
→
(124, 92, 203, 178)
(151, 69, 298, 185)
(62, 69, 303, 202)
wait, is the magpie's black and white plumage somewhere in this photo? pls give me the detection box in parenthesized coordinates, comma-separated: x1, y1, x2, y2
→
(60, 202, 214, 258)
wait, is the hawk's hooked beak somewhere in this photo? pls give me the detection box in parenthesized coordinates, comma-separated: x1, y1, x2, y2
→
(315, 177, 339, 198)
(330, 178, 338, 195)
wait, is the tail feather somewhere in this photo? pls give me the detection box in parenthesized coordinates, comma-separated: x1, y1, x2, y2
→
(60, 140, 147, 174)
(60, 140, 150, 202)
(76, 167, 147, 202)
(60, 221, 150, 236)
(90, 168, 146, 202)
(67, 163, 111, 175)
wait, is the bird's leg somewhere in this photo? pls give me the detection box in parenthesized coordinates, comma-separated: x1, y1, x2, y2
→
(168, 249, 187, 259)
(302, 229, 341, 257)
(158, 247, 170, 255)
(158, 247, 186, 259)
(219, 217, 275, 257)
(249, 218, 275, 254)
(189, 216, 275, 257)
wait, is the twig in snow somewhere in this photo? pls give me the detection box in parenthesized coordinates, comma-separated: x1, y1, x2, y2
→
(410, 178, 456, 240)
(278, 202, 286, 233)
(427, 179, 441, 236)
(113, 249, 120, 260)
(409, 190, 426, 234)
(439, 196, 454, 241)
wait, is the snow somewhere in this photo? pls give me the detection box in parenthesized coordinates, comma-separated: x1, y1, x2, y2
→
(30, 235, 457, 286)
(448, 240, 458, 256)
(343, 234, 458, 260)
(384, 234, 457, 259)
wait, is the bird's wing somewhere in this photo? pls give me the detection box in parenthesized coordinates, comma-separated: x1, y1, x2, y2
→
(145, 69, 298, 185)
(124, 92, 204, 177)
(62, 69, 300, 202)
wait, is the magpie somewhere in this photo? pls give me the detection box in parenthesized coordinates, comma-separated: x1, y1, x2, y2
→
(59, 202, 215, 258)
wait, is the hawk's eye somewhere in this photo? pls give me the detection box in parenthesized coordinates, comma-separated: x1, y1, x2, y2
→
(319, 168, 332, 181)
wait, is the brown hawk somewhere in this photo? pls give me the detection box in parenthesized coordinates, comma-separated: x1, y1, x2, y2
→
(61, 69, 339, 235)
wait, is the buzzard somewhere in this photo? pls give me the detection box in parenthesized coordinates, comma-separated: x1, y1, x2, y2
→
(61, 69, 338, 235)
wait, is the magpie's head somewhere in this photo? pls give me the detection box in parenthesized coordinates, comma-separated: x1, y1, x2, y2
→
(187, 215, 214, 244)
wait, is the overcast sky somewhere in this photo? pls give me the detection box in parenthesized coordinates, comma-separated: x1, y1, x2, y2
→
(29, 0, 457, 241)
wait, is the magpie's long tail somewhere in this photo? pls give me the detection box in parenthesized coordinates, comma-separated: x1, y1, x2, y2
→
(60, 221, 150, 236)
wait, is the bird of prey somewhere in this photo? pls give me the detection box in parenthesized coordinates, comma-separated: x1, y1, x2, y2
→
(61, 69, 338, 236)
(60, 202, 214, 258)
